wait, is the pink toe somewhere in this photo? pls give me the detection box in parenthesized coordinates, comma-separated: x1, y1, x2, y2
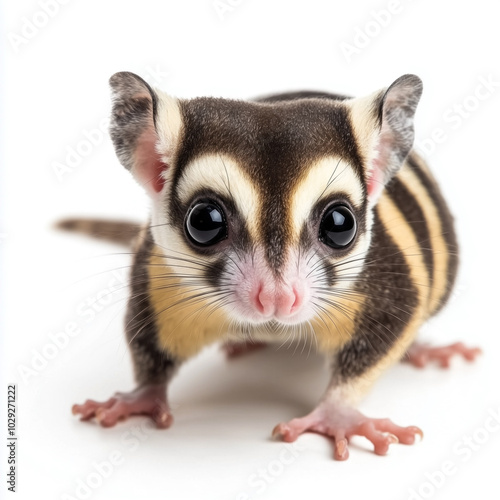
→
(334, 438, 349, 461)
(153, 409, 174, 429)
(272, 423, 296, 442)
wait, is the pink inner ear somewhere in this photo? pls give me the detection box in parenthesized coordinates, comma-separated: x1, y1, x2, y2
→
(134, 126, 168, 195)
(368, 132, 391, 199)
(367, 165, 382, 197)
(151, 158, 168, 193)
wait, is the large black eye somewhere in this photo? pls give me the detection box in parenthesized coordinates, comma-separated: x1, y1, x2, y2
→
(319, 205, 357, 249)
(185, 201, 228, 246)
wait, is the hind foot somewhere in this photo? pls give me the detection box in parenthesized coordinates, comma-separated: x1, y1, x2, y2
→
(404, 341, 482, 368)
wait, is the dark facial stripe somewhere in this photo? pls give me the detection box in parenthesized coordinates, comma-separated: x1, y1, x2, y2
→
(172, 96, 364, 271)
(204, 257, 226, 289)
(336, 211, 418, 380)
(385, 175, 434, 289)
(406, 154, 459, 313)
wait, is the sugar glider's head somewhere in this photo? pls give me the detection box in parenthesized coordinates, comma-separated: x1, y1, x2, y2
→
(109, 72, 422, 330)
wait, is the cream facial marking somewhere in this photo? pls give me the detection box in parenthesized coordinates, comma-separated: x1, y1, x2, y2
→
(176, 153, 261, 239)
(289, 157, 364, 240)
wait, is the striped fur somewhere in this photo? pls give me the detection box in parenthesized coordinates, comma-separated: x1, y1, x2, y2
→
(102, 72, 457, 402)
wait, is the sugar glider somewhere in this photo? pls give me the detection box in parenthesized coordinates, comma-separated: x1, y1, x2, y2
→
(64, 72, 481, 460)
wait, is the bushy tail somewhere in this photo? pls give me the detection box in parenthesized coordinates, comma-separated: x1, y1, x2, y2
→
(56, 218, 142, 247)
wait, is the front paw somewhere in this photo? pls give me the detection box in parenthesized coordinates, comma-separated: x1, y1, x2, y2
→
(72, 384, 172, 429)
(272, 404, 422, 460)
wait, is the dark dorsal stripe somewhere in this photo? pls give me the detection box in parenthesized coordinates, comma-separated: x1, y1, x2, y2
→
(338, 212, 418, 380)
(255, 90, 351, 103)
(406, 155, 459, 313)
(385, 175, 434, 290)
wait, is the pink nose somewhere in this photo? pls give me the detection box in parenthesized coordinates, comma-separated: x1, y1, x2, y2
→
(255, 283, 302, 318)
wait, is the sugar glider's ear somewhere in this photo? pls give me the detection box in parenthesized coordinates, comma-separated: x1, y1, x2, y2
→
(109, 71, 182, 196)
(348, 74, 423, 203)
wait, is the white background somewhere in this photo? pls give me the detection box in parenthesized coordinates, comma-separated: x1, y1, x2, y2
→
(2, 1, 500, 499)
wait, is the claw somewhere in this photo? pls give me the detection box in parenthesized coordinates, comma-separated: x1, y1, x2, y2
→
(387, 433, 399, 444)
(410, 426, 423, 438)
(272, 423, 298, 443)
(407, 426, 424, 441)
(153, 408, 174, 429)
(334, 438, 349, 461)
(271, 424, 283, 440)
